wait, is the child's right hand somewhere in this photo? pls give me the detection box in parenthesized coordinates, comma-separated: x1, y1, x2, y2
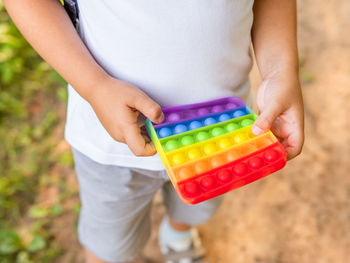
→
(86, 76, 164, 156)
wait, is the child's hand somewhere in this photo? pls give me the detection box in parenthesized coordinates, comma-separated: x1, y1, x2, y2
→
(251, 72, 304, 160)
(87, 76, 164, 156)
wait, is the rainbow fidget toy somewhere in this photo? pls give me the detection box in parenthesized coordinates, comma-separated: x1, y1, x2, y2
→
(145, 97, 287, 205)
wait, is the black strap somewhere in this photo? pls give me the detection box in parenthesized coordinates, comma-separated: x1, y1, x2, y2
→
(63, 0, 79, 28)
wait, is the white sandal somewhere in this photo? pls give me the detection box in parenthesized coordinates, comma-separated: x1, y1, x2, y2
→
(159, 227, 210, 263)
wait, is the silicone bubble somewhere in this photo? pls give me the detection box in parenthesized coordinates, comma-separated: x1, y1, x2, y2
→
(195, 162, 210, 174)
(225, 123, 240, 132)
(263, 149, 280, 162)
(197, 108, 210, 116)
(174, 124, 188, 134)
(204, 117, 217, 126)
(227, 150, 241, 161)
(218, 138, 231, 149)
(225, 102, 237, 109)
(233, 133, 249, 144)
(184, 182, 200, 195)
(233, 110, 246, 118)
(196, 131, 210, 142)
(217, 169, 232, 183)
(181, 135, 194, 146)
(189, 120, 203, 130)
(165, 140, 179, 151)
(200, 176, 216, 189)
(211, 156, 225, 168)
(187, 148, 202, 160)
(240, 119, 254, 127)
(211, 127, 225, 137)
(218, 113, 231, 122)
(256, 138, 272, 148)
(203, 143, 217, 155)
(233, 163, 248, 176)
(212, 105, 224, 113)
(167, 113, 181, 122)
(172, 153, 186, 166)
(240, 144, 257, 156)
(248, 157, 264, 169)
(178, 167, 194, 180)
(159, 127, 172, 138)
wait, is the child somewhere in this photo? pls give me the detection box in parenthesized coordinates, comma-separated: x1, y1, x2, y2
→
(4, 0, 304, 262)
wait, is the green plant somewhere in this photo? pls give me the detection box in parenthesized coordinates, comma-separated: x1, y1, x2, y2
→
(0, 1, 74, 261)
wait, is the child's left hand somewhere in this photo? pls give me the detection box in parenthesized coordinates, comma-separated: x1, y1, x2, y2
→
(251, 71, 304, 160)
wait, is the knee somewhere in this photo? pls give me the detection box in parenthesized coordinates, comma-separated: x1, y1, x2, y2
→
(171, 195, 224, 226)
(192, 195, 224, 224)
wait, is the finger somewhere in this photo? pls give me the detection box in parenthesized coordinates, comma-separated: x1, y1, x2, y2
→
(124, 124, 157, 156)
(107, 127, 126, 143)
(286, 127, 304, 160)
(132, 93, 164, 124)
(286, 143, 303, 160)
(252, 103, 283, 136)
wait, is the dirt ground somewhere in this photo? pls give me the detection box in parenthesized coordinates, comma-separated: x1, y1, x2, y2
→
(55, 0, 350, 262)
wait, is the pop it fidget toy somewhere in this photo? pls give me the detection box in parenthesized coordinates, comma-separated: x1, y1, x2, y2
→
(146, 97, 287, 204)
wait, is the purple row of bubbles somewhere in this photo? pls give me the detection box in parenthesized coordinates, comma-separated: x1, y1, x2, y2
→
(166, 102, 238, 122)
(157, 109, 247, 138)
(156, 97, 246, 128)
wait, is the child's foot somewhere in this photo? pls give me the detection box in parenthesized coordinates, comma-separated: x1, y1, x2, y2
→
(158, 217, 209, 263)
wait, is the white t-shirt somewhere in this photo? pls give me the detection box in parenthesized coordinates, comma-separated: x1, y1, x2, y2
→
(65, 0, 254, 170)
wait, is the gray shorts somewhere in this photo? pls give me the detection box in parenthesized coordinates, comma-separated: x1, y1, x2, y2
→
(72, 148, 223, 262)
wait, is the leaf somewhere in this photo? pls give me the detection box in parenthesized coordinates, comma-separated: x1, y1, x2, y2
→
(56, 87, 68, 102)
(27, 236, 45, 253)
(0, 177, 8, 193)
(72, 203, 81, 216)
(59, 152, 74, 167)
(0, 229, 22, 255)
(300, 69, 315, 84)
(50, 204, 64, 217)
(16, 251, 33, 263)
(28, 206, 49, 219)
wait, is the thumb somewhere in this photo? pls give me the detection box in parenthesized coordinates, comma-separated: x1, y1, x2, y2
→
(252, 103, 282, 136)
(133, 93, 164, 124)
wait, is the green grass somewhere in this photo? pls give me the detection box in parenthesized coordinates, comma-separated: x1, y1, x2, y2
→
(0, 1, 75, 262)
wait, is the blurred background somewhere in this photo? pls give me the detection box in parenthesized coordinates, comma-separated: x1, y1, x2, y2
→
(0, 0, 349, 262)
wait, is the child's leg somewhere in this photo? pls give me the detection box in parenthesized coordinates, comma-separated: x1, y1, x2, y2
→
(84, 248, 135, 263)
(162, 180, 223, 227)
(72, 148, 167, 263)
(160, 180, 223, 262)
(168, 217, 191, 232)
